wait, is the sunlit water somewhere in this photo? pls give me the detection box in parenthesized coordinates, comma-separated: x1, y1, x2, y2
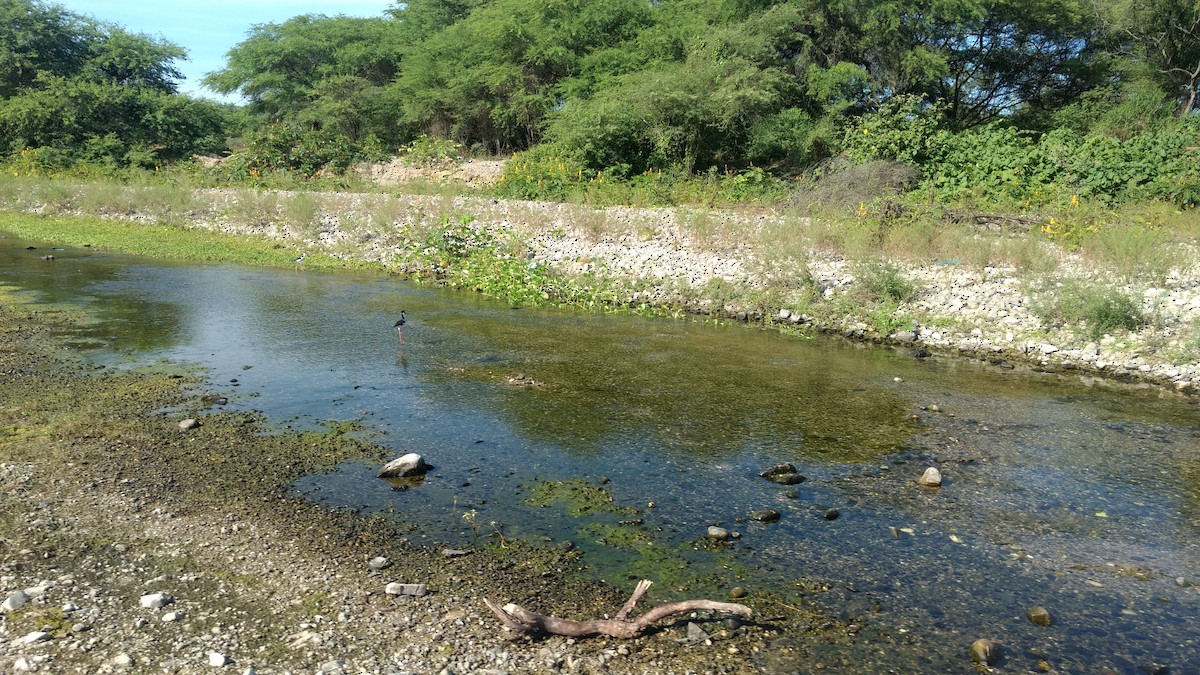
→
(3, 233, 1199, 672)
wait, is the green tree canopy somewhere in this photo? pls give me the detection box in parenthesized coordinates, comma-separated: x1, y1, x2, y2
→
(0, 0, 226, 166)
(203, 14, 407, 141)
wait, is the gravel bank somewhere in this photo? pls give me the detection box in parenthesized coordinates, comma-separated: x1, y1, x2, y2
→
(178, 188, 1200, 398)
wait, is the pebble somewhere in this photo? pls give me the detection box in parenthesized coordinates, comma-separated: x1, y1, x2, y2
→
(729, 586, 748, 599)
(368, 556, 391, 570)
(113, 653, 134, 668)
(823, 508, 840, 520)
(162, 611, 183, 622)
(385, 582, 427, 597)
(209, 652, 231, 667)
(179, 418, 200, 430)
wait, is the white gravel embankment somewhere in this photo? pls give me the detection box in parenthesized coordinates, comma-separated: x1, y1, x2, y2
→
(188, 189, 1200, 397)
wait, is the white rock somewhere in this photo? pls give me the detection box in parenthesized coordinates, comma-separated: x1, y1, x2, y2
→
(376, 453, 431, 478)
(1040, 343, 1060, 354)
(916, 467, 943, 487)
(24, 581, 52, 597)
(242, 668, 258, 675)
(22, 630, 51, 644)
(367, 556, 391, 570)
(208, 652, 231, 667)
(139, 592, 172, 609)
(179, 418, 200, 430)
(113, 653, 135, 668)
(706, 526, 730, 540)
(162, 611, 182, 622)
(13, 657, 32, 671)
(2, 589, 30, 612)
(385, 582, 427, 597)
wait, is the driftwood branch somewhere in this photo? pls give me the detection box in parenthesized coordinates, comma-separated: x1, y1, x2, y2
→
(483, 579, 752, 639)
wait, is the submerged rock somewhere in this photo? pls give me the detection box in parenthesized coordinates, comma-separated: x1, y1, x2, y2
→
(751, 509, 781, 523)
(759, 463, 805, 485)
(759, 463, 797, 478)
(970, 639, 1001, 665)
(1026, 606, 1052, 627)
(377, 453, 431, 478)
(916, 467, 943, 487)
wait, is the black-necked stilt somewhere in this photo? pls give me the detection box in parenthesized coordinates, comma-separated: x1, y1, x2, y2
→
(293, 252, 306, 264)
(394, 310, 406, 344)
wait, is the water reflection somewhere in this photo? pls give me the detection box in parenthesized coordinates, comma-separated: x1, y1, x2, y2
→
(3, 231, 1199, 672)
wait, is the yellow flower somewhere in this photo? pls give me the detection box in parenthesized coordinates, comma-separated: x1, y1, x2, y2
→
(1071, 194, 1079, 208)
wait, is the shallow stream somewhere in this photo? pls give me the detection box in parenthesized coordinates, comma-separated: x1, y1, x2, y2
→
(3, 233, 1198, 672)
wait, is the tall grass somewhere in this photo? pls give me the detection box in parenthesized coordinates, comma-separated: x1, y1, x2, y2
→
(1081, 223, 1184, 284)
(1031, 280, 1147, 340)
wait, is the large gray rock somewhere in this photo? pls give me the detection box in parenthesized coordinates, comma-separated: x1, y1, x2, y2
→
(916, 467, 943, 487)
(2, 589, 30, 613)
(139, 592, 172, 609)
(970, 639, 1001, 665)
(377, 453, 431, 478)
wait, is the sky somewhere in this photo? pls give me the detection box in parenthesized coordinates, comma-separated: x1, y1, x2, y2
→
(54, 1, 397, 101)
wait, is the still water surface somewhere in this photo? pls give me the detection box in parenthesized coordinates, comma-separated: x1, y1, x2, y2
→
(3, 234, 1199, 672)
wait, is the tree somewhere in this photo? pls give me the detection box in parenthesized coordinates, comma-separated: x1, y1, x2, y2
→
(1094, 0, 1200, 115)
(393, 0, 653, 153)
(203, 14, 406, 142)
(0, 0, 226, 166)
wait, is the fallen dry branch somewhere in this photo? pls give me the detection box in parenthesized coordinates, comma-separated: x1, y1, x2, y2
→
(484, 579, 753, 639)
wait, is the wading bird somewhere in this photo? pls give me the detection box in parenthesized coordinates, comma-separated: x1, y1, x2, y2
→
(394, 310, 407, 345)
(293, 252, 306, 264)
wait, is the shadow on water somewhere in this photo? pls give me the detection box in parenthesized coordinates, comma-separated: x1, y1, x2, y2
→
(3, 231, 1200, 672)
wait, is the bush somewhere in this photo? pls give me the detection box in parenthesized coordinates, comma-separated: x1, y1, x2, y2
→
(218, 123, 385, 180)
(1033, 282, 1147, 340)
(856, 261, 918, 304)
(494, 146, 594, 201)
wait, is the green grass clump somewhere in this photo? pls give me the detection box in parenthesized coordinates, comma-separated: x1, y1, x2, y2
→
(1033, 281, 1147, 340)
(856, 260, 918, 304)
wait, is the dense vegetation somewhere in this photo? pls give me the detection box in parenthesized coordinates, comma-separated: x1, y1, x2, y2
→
(2, 0, 1200, 210)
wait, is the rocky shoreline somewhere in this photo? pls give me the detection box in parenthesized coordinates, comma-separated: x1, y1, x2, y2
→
(0, 303, 809, 674)
(179, 188, 1200, 398)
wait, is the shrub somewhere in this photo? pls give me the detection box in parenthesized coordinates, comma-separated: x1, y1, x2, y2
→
(494, 146, 594, 201)
(1033, 281, 1146, 339)
(856, 261, 918, 304)
(217, 123, 386, 180)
